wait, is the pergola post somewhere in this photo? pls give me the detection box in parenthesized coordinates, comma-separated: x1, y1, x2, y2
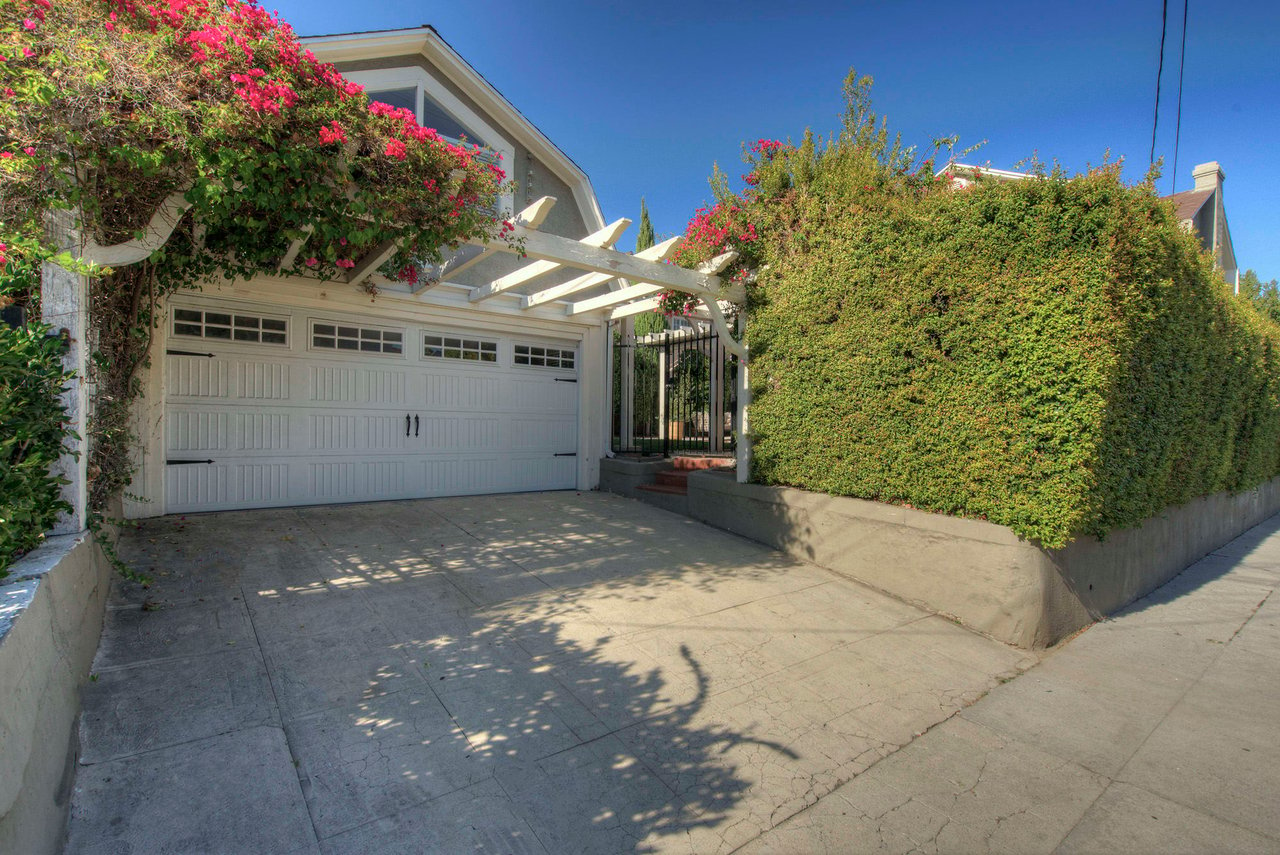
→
(735, 317, 751, 484)
(42, 212, 90, 533)
(709, 335, 725, 453)
(656, 335, 668, 452)
(619, 316, 635, 451)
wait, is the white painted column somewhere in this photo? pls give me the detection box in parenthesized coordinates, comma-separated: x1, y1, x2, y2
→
(578, 322, 606, 490)
(709, 337, 725, 453)
(619, 316, 635, 450)
(41, 213, 90, 533)
(656, 336, 667, 445)
(735, 317, 751, 483)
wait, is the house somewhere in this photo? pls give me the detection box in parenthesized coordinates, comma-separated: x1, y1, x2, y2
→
(1164, 161, 1239, 291)
(120, 26, 670, 517)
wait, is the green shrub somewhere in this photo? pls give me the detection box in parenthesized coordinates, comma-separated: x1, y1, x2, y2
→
(0, 320, 72, 577)
(677, 72, 1280, 548)
(749, 169, 1280, 547)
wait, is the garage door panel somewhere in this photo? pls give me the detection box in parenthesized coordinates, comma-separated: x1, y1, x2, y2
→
(164, 308, 579, 513)
(309, 364, 410, 407)
(168, 356, 232, 399)
(237, 361, 291, 399)
(511, 416, 578, 452)
(424, 372, 500, 410)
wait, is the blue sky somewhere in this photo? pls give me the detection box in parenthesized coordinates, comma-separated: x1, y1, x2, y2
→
(274, 0, 1279, 280)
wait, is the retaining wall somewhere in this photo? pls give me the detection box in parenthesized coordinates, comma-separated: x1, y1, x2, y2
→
(682, 471, 1280, 648)
(0, 533, 111, 854)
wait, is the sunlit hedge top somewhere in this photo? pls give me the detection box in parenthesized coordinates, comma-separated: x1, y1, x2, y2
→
(0, 0, 508, 283)
(674, 72, 1280, 548)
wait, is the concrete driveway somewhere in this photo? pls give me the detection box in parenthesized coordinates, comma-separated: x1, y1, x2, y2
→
(65, 491, 1034, 854)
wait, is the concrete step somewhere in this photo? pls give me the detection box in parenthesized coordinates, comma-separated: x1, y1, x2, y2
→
(655, 470, 690, 488)
(671, 456, 735, 472)
(636, 482, 688, 497)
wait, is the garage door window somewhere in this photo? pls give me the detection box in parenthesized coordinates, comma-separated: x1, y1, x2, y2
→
(173, 308, 288, 345)
(311, 321, 404, 355)
(423, 334, 497, 363)
(514, 344, 575, 370)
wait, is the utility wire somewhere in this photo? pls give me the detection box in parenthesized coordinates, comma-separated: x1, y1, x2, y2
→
(1151, 0, 1169, 168)
(1171, 0, 1189, 193)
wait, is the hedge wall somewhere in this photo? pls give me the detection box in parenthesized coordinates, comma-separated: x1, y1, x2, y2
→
(747, 169, 1280, 548)
(0, 319, 71, 577)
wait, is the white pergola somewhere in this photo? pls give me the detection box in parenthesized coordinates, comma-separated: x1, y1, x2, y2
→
(51, 192, 750, 533)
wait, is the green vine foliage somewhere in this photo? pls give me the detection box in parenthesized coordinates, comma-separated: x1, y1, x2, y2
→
(0, 316, 72, 577)
(675, 71, 1280, 548)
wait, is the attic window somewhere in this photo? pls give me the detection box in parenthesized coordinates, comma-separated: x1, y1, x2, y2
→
(366, 87, 416, 114)
(366, 85, 488, 149)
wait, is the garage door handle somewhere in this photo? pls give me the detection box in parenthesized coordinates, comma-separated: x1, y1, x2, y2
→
(554, 452, 577, 457)
(166, 349, 216, 358)
(166, 459, 215, 465)
(405, 414, 411, 437)
(414, 415, 419, 437)
(555, 377, 577, 383)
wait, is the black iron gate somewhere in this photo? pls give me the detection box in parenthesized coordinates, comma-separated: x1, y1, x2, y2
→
(612, 327, 736, 456)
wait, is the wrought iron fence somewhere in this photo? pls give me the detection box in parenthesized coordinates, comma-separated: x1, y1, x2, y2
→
(612, 327, 736, 456)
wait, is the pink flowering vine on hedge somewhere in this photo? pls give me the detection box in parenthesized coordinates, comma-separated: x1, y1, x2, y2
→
(0, 0, 511, 285)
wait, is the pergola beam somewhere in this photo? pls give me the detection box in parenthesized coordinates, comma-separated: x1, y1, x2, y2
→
(522, 236, 681, 309)
(608, 297, 663, 319)
(79, 190, 193, 267)
(469, 216, 631, 303)
(565, 251, 738, 316)
(470, 227, 740, 304)
(345, 238, 401, 287)
(415, 196, 559, 296)
(278, 224, 314, 270)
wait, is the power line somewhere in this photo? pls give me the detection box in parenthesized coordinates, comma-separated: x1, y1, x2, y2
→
(1171, 0, 1189, 193)
(1151, 0, 1168, 168)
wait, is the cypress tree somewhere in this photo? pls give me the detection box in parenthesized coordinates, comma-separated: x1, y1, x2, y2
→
(636, 197, 655, 252)
(632, 197, 666, 334)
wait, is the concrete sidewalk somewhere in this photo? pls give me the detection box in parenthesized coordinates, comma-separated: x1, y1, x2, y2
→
(741, 514, 1280, 853)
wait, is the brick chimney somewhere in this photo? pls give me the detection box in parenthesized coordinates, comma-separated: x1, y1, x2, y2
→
(1192, 161, 1224, 192)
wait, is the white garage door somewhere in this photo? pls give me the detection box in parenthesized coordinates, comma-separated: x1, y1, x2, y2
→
(163, 303, 579, 513)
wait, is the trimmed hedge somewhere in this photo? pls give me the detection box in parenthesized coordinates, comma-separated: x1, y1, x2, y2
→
(747, 169, 1280, 548)
(0, 320, 71, 577)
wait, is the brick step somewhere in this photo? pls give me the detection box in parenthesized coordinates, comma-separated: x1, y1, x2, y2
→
(655, 470, 690, 488)
(636, 482, 688, 497)
(670, 456, 735, 471)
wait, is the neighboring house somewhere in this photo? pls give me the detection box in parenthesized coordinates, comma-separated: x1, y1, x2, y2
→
(1165, 161, 1239, 291)
(122, 26, 620, 517)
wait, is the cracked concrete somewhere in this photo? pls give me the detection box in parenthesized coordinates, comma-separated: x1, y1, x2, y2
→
(63, 491, 1037, 853)
(65, 494, 1280, 852)
(740, 513, 1280, 854)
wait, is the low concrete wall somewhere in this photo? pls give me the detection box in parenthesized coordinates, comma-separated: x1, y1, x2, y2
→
(0, 533, 111, 855)
(599, 457, 690, 516)
(687, 472, 1280, 649)
(599, 456, 669, 498)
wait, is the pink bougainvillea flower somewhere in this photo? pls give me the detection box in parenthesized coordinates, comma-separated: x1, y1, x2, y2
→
(338, 237, 347, 246)
(304, 257, 318, 267)
(22, 47, 36, 58)
(384, 139, 407, 160)
(335, 258, 354, 268)
(23, 18, 38, 30)
(317, 120, 346, 145)
(23, 147, 35, 156)
(0, 152, 13, 159)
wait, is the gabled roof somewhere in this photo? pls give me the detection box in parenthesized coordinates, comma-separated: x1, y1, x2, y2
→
(301, 26, 605, 232)
(1166, 188, 1213, 222)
